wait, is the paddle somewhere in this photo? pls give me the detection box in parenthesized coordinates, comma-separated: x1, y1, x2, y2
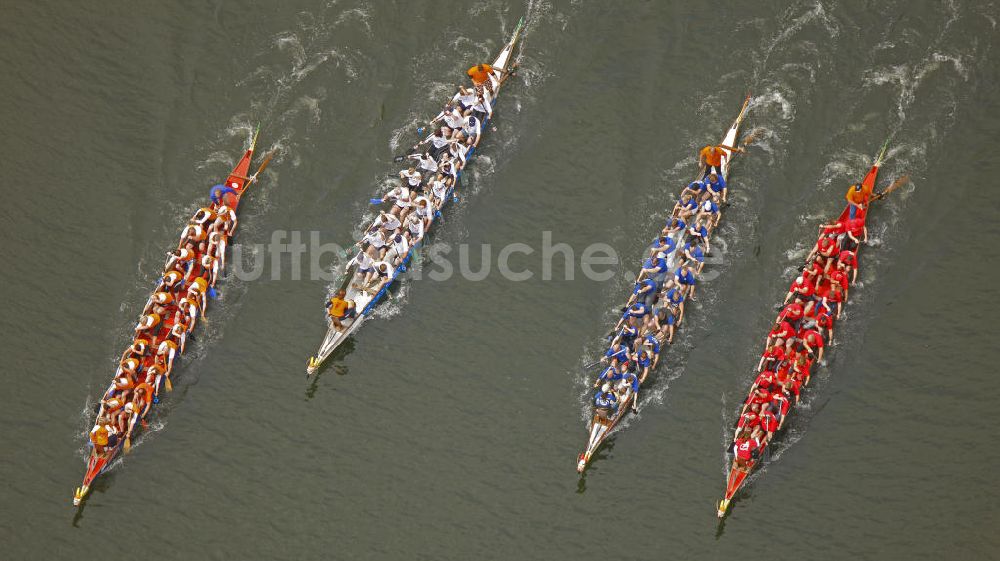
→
(871, 174, 910, 202)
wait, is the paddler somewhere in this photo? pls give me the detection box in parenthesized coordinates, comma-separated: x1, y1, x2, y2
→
(620, 368, 641, 413)
(698, 144, 743, 178)
(326, 289, 357, 332)
(732, 429, 760, 469)
(593, 383, 619, 418)
(705, 172, 728, 203)
(758, 403, 779, 441)
(89, 416, 118, 454)
(186, 276, 210, 315)
(207, 231, 227, 269)
(165, 243, 198, 272)
(135, 312, 161, 333)
(213, 205, 238, 237)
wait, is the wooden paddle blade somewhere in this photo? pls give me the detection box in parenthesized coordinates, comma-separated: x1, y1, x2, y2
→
(253, 150, 276, 179)
(740, 129, 760, 147)
(874, 174, 910, 201)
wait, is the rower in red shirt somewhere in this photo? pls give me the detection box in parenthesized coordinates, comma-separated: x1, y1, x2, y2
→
(780, 302, 805, 325)
(758, 403, 779, 440)
(758, 341, 786, 372)
(783, 275, 815, 305)
(749, 386, 772, 407)
(771, 387, 792, 425)
(767, 320, 795, 348)
(737, 403, 760, 432)
(824, 282, 845, 320)
(828, 267, 850, 293)
(800, 327, 825, 362)
(843, 216, 867, 247)
(838, 249, 858, 283)
(793, 353, 813, 386)
(732, 430, 761, 469)
(753, 369, 777, 391)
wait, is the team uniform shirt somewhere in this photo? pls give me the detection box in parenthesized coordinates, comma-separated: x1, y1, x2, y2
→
(781, 302, 805, 322)
(442, 108, 464, 129)
(643, 256, 669, 276)
(734, 436, 760, 461)
(605, 344, 629, 363)
(664, 217, 686, 234)
(597, 365, 625, 385)
(594, 390, 619, 411)
(415, 154, 438, 174)
(771, 391, 791, 417)
(706, 175, 727, 194)
(684, 242, 706, 263)
(800, 328, 824, 350)
(428, 133, 450, 150)
(817, 236, 838, 258)
(769, 321, 795, 342)
(627, 302, 649, 319)
(665, 287, 685, 309)
(737, 410, 760, 431)
(674, 268, 697, 288)
(838, 249, 858, 269)
(633, 277, 657, 297)
(352, 250, 375, 273)
(688, 223, 709, 240)
(620, 372, 641, 393)
(457, 89, 478, 110)
(754, 370, 776, 391)
(790, 277, 816, 299)
(686, 180, 708, 194)
(643, 335, 661, 355)
(759, 409, 779, 432)
(636, 352, 653, 370)
(651, 236, 677, 256)
(761, 345, 785, 368)
(399, 169, 422, 188)
(461, 115, 480, 139)
(378, 213, 401, 232)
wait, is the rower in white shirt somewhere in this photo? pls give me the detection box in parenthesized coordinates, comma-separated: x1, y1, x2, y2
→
(385, 184, 413, 218)
(408, 151, 438, 175)
(398, 167, 422, 189)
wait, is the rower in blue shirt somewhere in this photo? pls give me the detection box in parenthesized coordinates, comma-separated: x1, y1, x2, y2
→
(640, 254, 669, 284)
(594, 363, 624, 388)
(682, 180, 707, 199)
(697, 197, 720, 227)
(663, 217, 686, 237)
(688, 222, 711, 253)
(674, 265, 698, 300)
(631, 277, 657, 306)
(705, 172, 727, 203)
(649, 235, 677, 258)
(683, 241, 706, 272)
(643, 334, 660, 356)
(594, 384, 619, 416)
(620, 369, 641, 413)
(635, 348, 654, 382)
(613, 323, 639, 348)
(605, 342, 629, 365)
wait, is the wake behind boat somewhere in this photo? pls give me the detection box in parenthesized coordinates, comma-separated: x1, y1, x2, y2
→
(716, 141, 908, 518)
(306, 19, 524, 375)
(74, 129, 273, 506)
(576, 96, 753, 473)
